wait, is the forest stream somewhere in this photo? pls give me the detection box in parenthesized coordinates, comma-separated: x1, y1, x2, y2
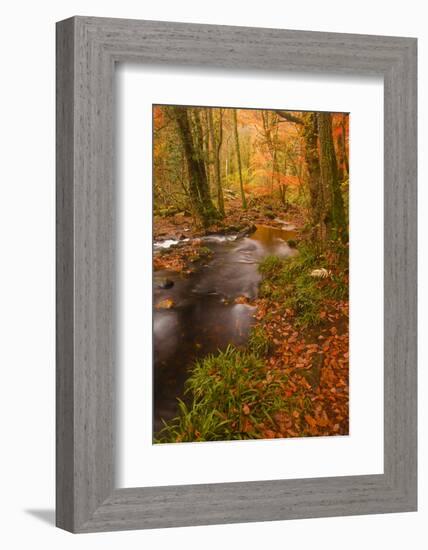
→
(153, 224, 297, 434)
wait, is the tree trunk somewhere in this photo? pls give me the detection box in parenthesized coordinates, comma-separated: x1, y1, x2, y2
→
(202, 109, 212, 195)
(301, 113, 325, 239)
(170, 106, 217, 227)
(276, 110, 325, 238)
(317, 112, 347, 241)
(341, 113, 349, 177)
(261, 110, 278, 197)
(208, 108, 225, 216)
(272, 118, 280, 197)
(279, 156, 287, 205)
(191, 108, 211, 196)
(232, 109, 247, 209)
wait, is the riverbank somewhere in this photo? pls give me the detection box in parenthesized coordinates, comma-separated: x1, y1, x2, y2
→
(155, 235, 349, 443)
(250, 243, 349, 438)
(154, 196, 302, 241)
(153, 221, 299, 433)
(154, 196, 302, 275)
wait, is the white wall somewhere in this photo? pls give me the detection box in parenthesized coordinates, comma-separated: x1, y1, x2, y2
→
(0, 1, 425, 548)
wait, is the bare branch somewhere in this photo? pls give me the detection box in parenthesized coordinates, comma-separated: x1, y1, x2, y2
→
(274, 110, 304, 125)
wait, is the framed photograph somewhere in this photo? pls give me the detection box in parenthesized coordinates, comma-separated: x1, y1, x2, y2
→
(56, 16, 417, 532)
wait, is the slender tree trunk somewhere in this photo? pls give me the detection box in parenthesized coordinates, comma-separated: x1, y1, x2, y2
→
(202, 109, 212, 195)
(334, 114, 348, 182)
(232, 109, 247, 209)
(208, 108, 225, 216)
(273, 119, 280, 198)
(317, 112, 347, 241)
(261, 111, 273, 194)
(341, 113, 349, 177)
(271, 149, 277, 194)
(301, 113, 325, 239)
(279, 156, 287, 205)
(335, 122, 345, 183)
(261, 111, 277, 196)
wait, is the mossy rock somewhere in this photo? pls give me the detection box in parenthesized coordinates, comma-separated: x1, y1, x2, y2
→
(198, 246, 212, 257)
(156, 278, 174, 289)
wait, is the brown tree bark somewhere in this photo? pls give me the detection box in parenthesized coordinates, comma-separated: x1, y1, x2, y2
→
(232, 109, 247, 209)
(208, 108, 225, 216)
(170, 106, 218, 227)
(301, 113, 325, 239)
(276, 110, 326, 237)
(261, 110, 280, 197)
(341, 113, 349, 176)
(317, 112, 347, 241)
(202, 108, 212, 194)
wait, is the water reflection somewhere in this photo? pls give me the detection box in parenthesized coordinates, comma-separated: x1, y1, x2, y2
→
(153, 224, 296, 433)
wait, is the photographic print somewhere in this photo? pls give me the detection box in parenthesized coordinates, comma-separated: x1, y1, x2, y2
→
(153, 104, 349, 443)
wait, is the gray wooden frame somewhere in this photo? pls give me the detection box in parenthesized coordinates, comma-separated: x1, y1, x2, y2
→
(56, 16, 417, 533)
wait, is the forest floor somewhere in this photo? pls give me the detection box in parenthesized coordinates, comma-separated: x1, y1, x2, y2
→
(154, 197, 349, 442)
(249, 266, 349, 439)
(154, 197, 303, 239)
(154, 196, 304, 273)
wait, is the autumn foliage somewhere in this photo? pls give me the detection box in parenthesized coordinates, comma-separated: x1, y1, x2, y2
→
(153, 104, 349, 443)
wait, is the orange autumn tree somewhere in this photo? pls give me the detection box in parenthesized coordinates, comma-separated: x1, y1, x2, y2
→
(153, 105, 349, 242)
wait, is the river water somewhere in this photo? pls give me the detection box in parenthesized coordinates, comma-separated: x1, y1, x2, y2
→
(153, 224, 296, 434)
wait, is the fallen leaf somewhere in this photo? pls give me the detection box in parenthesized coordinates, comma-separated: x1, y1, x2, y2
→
(304, 414, 317, 427)
(316, 416, 329, 427)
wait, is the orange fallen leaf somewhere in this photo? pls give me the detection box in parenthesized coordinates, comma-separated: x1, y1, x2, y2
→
(304, 414, 317, 427)
(316, 416, 329, 427)
(242, 404, 250, 415)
